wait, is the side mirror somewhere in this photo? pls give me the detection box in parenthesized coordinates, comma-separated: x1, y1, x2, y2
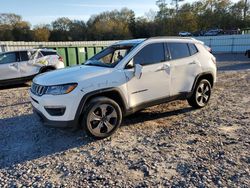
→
(134, 63, 143, 79)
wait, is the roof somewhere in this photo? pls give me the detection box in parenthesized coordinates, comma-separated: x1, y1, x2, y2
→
(1, 48, 57, 53)
(113, 37, 202, 47)
(113, 39, 146, 46)
(147, 36, 202, 43)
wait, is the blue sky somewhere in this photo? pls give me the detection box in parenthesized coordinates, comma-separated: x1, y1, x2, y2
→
(1, 0, 239, 26)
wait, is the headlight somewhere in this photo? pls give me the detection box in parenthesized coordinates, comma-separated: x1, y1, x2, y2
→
(46, 83, 78, 95)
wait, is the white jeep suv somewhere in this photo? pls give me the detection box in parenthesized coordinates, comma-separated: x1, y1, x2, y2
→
(0, 49, 64, 86)
(30, 37, 217, 138)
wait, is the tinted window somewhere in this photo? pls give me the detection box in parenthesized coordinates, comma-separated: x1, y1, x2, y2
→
(134, 43, 165, 65)
(37, 52, 43, 59)
(0, 52, 17, 64)
(188, 43, 199, 55)
(41, 51, 57, 56)
(20, 51, 29, 61)
(168, 43, 190, 60)
(86, 45, 134, 68)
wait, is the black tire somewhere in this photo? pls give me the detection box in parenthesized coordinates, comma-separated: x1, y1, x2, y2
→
(81, 97, 122, 139)
(40, 67, 55, 73)
(187, 79, 212, 109)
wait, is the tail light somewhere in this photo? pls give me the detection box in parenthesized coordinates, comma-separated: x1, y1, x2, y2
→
(204, 45, 212, 53)
(58, 56, 63, 62)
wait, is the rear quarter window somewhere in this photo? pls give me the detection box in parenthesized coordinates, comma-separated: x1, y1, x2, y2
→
(188, 43, 199, 55)
(168, 43, 190, 60)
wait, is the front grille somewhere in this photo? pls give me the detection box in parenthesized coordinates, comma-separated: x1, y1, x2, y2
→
(31, 83, 48, 96)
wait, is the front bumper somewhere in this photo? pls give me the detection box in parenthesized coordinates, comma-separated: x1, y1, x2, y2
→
(30, 89, 81, 129)
(33, 107, 76, 128)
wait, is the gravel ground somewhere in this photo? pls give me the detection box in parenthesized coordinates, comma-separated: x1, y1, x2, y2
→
(0, 54, 249, 187)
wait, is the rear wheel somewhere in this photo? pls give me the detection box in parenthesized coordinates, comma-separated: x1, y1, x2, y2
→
(81, 97, 122, 139)
(187, 79, 212, 109)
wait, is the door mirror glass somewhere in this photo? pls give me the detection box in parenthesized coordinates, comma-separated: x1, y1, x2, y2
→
(134, 63, 143, 79)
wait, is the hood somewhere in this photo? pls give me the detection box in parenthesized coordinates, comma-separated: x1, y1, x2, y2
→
(33, 65, 112, 86)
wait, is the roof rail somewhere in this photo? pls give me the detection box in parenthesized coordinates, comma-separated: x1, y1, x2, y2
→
(146, 36, 202, 43)
(148, 36, 196, 40)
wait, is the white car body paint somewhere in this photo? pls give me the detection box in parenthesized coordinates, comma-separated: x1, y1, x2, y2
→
(30, 37, 217, 125)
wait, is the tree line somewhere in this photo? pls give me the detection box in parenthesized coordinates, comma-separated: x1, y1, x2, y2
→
(0, 0, 249, 41)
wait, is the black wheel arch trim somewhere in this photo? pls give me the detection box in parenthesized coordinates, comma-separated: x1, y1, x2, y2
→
(189, 71, 214, 97)
(39, 66, 56, 73)
(73, 87, 128, 128)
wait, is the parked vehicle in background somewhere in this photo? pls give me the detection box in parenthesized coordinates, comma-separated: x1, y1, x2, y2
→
(204, 29, 223, 36)
(0, 49, 64, 86)
(30, 37, 217, 139)
(179, 31, 192, 37)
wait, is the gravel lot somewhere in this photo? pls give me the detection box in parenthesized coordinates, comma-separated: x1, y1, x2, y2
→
(0, 54, 249, 187)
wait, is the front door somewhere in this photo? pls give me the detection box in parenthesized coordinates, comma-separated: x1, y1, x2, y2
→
(124, 43, 171, 108)
(0, 52, 21, 81)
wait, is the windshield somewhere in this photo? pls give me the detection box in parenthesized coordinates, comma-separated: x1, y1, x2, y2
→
(85, 45, 135, 68)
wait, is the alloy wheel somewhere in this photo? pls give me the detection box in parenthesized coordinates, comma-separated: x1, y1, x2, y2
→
(87, 104, 118, 137)
(196, 82, 211, 107)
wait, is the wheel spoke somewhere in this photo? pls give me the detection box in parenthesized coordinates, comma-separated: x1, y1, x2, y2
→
(92, 122, 103, 134)
(89, 112, 101, 122)
(204, 86, 209, 94)
(100, 105, 108, 117)
(203, 94, 209, 101)
(106, 109, 117, 121)
(197, 96, 203, 103)
(197, 92, 202, 97)
(104, 121, 115, 133)
(199, 83, 205, 92)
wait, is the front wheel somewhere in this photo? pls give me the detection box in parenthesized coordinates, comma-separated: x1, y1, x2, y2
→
(187, 79, 212, 109)
(81, 97, 122, 139)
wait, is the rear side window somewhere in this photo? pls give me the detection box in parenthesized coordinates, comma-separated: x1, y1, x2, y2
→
(19, 51, 29, 61)
(41, 51, 57, 56)
(0, 52, 17, 64)
(188, 43, 199, 55)
(168, 43, 190, 60)
(134, 43, 165, 65)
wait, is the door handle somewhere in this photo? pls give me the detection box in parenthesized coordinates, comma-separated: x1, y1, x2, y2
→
(189, 61, 197, 65)
(9, 63, 18, 68)
(155, 67, 165, 72)
(155, 64, 170, 72)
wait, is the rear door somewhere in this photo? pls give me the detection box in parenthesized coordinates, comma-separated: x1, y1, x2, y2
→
(18, 51, 40, 77)
(167, 42, 202, 96)
(0, 52, 21, 81)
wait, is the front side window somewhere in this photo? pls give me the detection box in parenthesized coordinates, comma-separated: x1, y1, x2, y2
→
(85, 45, 134, 68)
(168, 43, 190, 60)
(0, 52, 17, 64)
(134, 43, 165, 65)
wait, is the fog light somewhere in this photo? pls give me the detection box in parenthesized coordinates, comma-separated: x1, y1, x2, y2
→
(44, 106, 66, 116)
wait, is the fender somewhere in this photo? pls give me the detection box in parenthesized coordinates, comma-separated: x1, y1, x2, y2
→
(188, 71, 214, 98)
(73, 87, 128, 127)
